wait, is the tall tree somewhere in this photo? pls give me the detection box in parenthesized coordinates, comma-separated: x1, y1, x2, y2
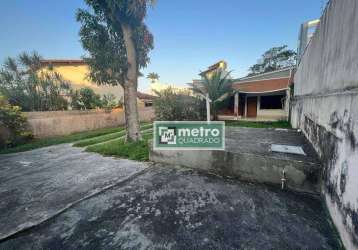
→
(248, 45, 296, 76)
(0, 52, 71, 111)
(147, 72, 159, 83)
(188, 70, 233, 121)
(77, 0, 154, 142)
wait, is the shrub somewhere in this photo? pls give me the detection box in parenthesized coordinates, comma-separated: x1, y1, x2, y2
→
(70, 87, 102, 110)
(0, 96, 33, 149)
(153, 88, 205, 121)
(101, 93, 117, 111)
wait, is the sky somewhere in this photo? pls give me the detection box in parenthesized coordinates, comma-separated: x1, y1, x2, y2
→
(0, 0, 325, 92)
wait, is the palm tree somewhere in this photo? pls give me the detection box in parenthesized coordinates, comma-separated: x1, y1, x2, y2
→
(188, 70, 233, 121)
(147, 72, 159, 83)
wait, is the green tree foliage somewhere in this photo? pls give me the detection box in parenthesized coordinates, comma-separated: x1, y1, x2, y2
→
(153, 88, 205, 121)
(70, 87, 102, 110)
(0, 52, 71, 111)
(147, 72, 159, 83)
(0, 95, 32, 149)
(248, 45, 296, 76)
(77, 0, 154, 142)
(188, 70, 233, 120)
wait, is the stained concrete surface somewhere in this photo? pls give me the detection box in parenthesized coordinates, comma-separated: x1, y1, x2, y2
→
(150, 128, 321, 194)
(0, 144, 147, 240)
(225, 128, 320, 164)
(0, 145, 340, 249)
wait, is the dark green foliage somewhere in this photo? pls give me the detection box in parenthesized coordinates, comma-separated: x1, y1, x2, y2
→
(0, 52, 71, 111)
(76, 0, 154, 87)
(248, 45, 296, 76)
(0, 96, 33, 149)
(153, 88, 205, 121)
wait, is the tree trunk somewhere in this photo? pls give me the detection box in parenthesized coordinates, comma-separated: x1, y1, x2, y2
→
(212, 104, 218, 121)
(121, 23, 142, 142)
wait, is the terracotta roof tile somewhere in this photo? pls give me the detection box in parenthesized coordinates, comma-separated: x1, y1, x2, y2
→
(233, 78, 290, 93)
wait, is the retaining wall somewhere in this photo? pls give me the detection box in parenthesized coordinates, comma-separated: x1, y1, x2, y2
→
(291, 0, 358, 248)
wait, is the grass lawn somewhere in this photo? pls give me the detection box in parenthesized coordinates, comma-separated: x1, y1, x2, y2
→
(0, 123, 152, 154)
(73, 124, 152, 147)
(225, 120, 291, 129)
(86, 132, 153, 161)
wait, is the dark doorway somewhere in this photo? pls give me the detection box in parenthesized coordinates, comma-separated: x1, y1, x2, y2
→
(247, 96, 257, 117)
(238, 94, 245, 116)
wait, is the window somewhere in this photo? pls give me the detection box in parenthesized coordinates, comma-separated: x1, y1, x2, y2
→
(260, 95, 285, 109)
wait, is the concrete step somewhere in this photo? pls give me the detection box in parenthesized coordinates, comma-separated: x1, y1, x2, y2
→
(149, 127, 321, 194)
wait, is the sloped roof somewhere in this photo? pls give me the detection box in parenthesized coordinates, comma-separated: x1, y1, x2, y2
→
(233, 68, 293, 83)
(232, 68, 293, 94)
(137, 91, 156, 100)
(40, 59, 86, 66)
(233, 78, 290, 93)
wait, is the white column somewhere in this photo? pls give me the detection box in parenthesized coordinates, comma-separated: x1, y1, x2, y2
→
(244, 95, 247, 117)
(206, 93, 211, 122)
(234, 92, 239, 119)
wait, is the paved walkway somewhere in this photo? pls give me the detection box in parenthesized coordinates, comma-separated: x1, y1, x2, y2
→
(0, 145, 341, 249)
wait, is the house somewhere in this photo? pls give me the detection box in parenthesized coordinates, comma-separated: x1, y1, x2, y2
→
(193, 61, 294, 121)
(39, 59, 124, 101)
(146, 78, 190, 96)
(40, 59, 156, 109)
(199, 60, 228, 79)
(219, 68, 294, 121)
(137, 91, 156, 107)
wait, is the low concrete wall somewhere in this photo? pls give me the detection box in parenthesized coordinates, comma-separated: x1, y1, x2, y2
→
(24, 108, 154, 138)
(149, 127, 321, 194)
(256, 109, 287, 121)
(150, 146, 319, 194)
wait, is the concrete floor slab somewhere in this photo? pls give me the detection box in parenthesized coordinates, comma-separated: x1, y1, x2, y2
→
(0, 144, 147, 240)
(0, 164, 340, 249)
(225, 127, 319, 163)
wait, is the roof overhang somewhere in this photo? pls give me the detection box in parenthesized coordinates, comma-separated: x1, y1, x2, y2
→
(236, 88, 288, 94)
(233, 77, 290, 94)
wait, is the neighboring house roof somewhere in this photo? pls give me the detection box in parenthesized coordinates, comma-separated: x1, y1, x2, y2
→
(233, 68, 294, 94)
(40, 59, 86, 66)
(199, 60, 227, 76)
(137, 91, 156, 100)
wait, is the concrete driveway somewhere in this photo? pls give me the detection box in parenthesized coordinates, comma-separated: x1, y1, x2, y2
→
(0, 144, 341, 249)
